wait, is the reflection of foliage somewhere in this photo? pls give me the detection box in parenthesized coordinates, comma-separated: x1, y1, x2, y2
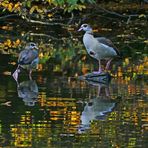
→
(10, 96, 81, 147)
(114, 56, 148, 80)
(6, 78, 148, 147)
(0, 69, 147, 147)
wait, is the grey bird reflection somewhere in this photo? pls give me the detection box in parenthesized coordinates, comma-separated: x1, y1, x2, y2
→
(17, 80, 38, 106)
(79, 81, 116, 133)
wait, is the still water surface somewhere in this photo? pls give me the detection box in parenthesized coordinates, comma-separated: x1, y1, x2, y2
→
(0, 73, 147, 147)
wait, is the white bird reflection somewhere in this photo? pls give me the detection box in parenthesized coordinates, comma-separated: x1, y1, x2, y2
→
(79, 81, 116, 133)
(17, 80, 38, 106)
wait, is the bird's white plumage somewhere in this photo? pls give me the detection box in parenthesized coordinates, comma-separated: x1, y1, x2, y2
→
(78, 24, 120, 73)
(83, 33, 117, 60)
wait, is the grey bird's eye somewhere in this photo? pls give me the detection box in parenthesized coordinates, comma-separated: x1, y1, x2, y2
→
(30, 43, 36, 47)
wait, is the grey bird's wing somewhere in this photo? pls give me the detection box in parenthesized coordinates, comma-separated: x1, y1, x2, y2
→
(18, 49, 38, 65)
(96, 37, 120, 56)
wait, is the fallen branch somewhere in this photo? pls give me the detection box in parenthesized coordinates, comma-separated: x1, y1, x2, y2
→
(0, 14, 18, 20)
(28, 32, 62, 41)
(94, 5, 147, 24)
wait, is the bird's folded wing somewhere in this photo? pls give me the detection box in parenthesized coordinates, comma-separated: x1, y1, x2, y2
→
(18, 49, 38, 65)
(96, 37, 120, 56)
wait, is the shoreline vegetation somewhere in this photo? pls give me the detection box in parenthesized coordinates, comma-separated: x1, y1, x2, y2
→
(0, 1, 148, 25)
(0, 0, 147, 78)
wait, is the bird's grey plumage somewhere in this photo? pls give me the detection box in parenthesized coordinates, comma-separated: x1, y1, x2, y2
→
(12, 42, 39, 81)
(18, 42, 39, 65)
(78, 24, 120, 73)
(96, 37, 120, 56)
(19, 48, 38, 64)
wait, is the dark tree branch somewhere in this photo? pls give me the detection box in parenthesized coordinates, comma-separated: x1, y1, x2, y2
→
(97, 6, 127, 18)
(23, 15, 69, 27)
(94, 5, 148, 24)
(0, 14, 18, 20)
(28, 32, 62, 41)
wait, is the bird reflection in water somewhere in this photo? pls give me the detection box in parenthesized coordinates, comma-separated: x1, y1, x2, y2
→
(17, 80, 38, 106)
(79, 81, 116, 133)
